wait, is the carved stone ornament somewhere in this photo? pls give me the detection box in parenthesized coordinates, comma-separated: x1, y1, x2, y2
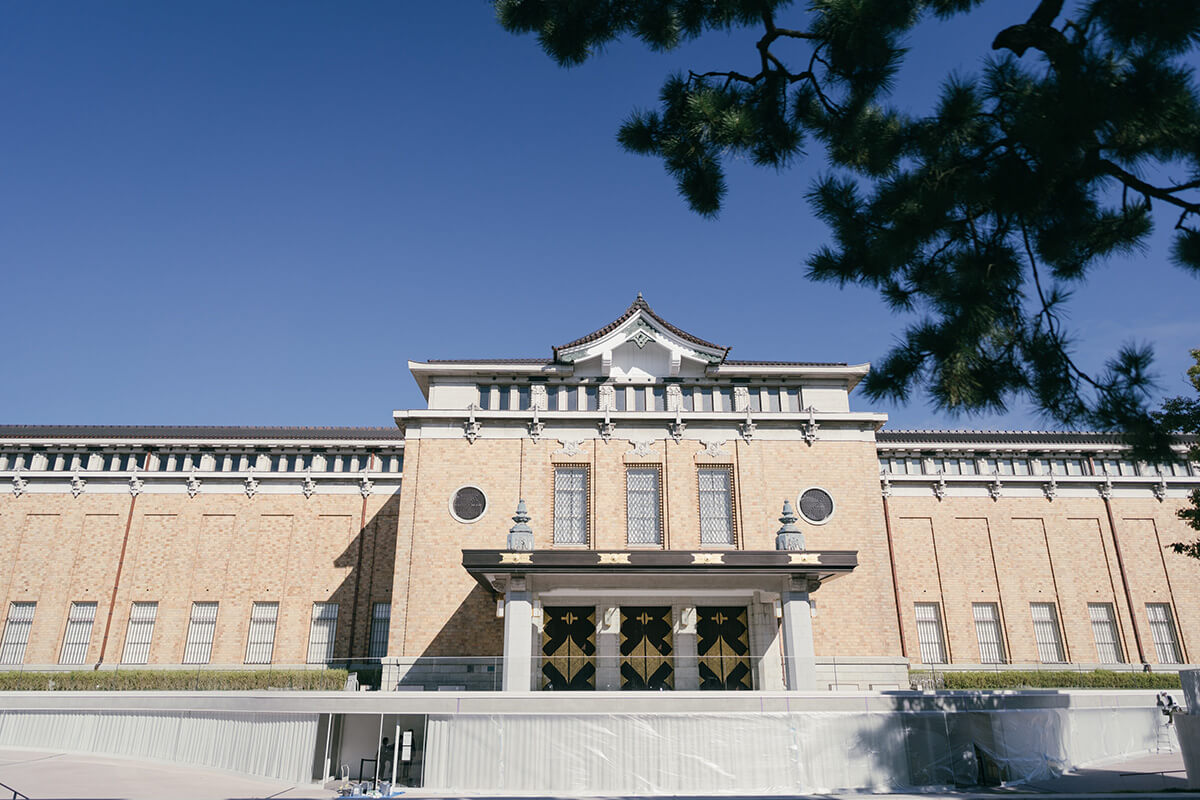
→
(733, 386, 751, 413)
(666, 384, 683, 412)
(626, 439, 655, 458)
(628, 318, 657, 349)
(668, 410, 686, 443)
(186, 470, 201, 498)
(1098, 474, 1113, 500)
(528, 405, 545, 442)
(775, 499, 806, 551)
(70, 472, 86, 498)
(880, 469, 891, 498)
(1043, 472, 1058, 501)
(464, 403, 482, 444)
(12, 471, 27, 498)
(128, 474, 144, 497)
(555, 439, 586, 457)
(700, 440, 730, 459)
(507, 498, 534, 551)
(359, 472, 374, 498)
(598, 384, 616, 411)
(598, 410, 616, 442)
(243, 471, 259, 499)
(739, 408, 757, 443)
(800, 408, 820, 446)
(988, 473, 1003, 501)
(932, 473, 947, 501)
(1154, 475, 1168, 502)
(530, 384, 548, 411)
(301, 471, 316, 499)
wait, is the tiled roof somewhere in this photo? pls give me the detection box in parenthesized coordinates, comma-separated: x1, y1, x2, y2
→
(425, 358, 553, 365)
(0, 425, 405, 441)
(553, 295, 730, 358)
(877, 429, 1199, 446)
(724, 359, 848, 367)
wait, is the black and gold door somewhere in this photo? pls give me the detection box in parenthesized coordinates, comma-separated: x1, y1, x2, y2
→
(619, 606, 674, 690)
(697, 606, 752, 690)
(541, 606, 596, 690)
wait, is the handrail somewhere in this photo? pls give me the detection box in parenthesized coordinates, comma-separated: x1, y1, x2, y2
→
(0, 780, 30, 800)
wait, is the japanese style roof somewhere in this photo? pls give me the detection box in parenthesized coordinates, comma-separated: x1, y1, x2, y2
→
(552, 294, 730, 361)
(0, 425, 406, 442)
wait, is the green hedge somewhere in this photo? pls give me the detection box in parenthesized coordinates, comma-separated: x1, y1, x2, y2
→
(912, 669, 1182, 690)
(0, 668, 350, 691)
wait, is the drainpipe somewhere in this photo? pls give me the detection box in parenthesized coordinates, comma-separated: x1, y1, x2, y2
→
(1103, 496, 1147, 665)
(347, 452, 373, 658)
(881, 495, 908, 658)
(95, 473, 140, 667)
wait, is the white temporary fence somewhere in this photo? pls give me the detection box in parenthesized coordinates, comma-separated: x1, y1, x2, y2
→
(0, 709, 318, 783)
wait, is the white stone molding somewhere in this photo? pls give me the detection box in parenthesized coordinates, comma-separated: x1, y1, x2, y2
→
(601, 350, 613, 376)
(733, 386, 751, 412)
(626, 439, 655, 459)
(301, 471, 316, 499)
(244, 471, 259, 499)
(1098, 473, 1113, 500)
(700, 440, 730, 460)
(555, 440, 586, 457)
(669, 351, 682, 377)
(739, 408, 757, 443)
(668, 409, 687, 443)
(598, 409, 616, 442)
(1043, 472, 1058, 501)
(666, 384, 683, 411)
(12, 471, 26, 498)
(880, 469, 891, 498)
(359, 472, 374, 498)
(987, 473, 1003, 501)
(530, 384, 548, 411)
(186, 470, 202, 499)
(70, 472, 86, 498)
(676, 606, 697, 635)
(598, 606, 620, 635)
(464, 404, 482, 444)
(128, 474, 144, 497)
(598, 384, 616, 411)
(528, 406, 544, 442)
(1154, 474, 1168, 502)
(800, 407, 820, 446)
(932, 473, 946, 501)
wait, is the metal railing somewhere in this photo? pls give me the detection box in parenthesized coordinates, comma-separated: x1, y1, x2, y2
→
(0, 780, 29, 800)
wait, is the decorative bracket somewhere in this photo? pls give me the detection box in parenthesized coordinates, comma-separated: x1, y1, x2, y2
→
(739, 408, 757, 443)
(880, 468, 891, 498)
(464, 403, 482, 444)
(301, 470, 316, 499)
(987, 473, 1003, 501)
(528, 405, 545, 442)
(1098, 473, 1112, 500)
(244, 470, 259, 499)
(186, 470, 202, 499)
(800, 408, 820, 446)
(932, 472, 947, 501)
(359, 471, 374, 498)
(598, 409, 616, 442)
(1153, 474, 1168, 502)
(128, 473, 144, 497)
(1043, 472, 1058, 501)
(668, 409, 686, 443)
(12, 470, 27, 498)
(70, 471, 86, 498)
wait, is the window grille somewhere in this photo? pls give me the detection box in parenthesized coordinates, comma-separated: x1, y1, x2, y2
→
(1031, 602, 1066, 663)
(553, 467, 588, 545)
(121, 602, 157, 664)
(698, 468, 735, 546)
(913, 602, 946, 664)
(1088, 603, 1124, 664)
(0, 602, 36, 665)
(307, 602, 339, 664)
(183, 602, 219, 665)
(972, 603, 1006, 664)
(369, 602, 391, 659)
(244, 602, 279, 665)
(59, 601, 97, 665)
(626, 467, 662, 546)
(1147, 603, 1183, 664)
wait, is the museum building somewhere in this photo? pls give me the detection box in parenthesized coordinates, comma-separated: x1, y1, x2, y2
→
(1, 296, 1198, 692)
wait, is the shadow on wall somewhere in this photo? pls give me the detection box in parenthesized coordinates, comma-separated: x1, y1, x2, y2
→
(395, 585, 505, 691)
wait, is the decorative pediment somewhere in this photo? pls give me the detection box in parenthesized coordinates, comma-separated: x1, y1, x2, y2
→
(553, 295, 728, 379)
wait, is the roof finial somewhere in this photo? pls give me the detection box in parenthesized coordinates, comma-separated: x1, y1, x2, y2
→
(636, 291, 643, 302)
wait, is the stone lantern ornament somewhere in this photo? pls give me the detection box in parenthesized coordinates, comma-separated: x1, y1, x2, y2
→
(507, 499, 534, 551)
(775, 499, 806, 551)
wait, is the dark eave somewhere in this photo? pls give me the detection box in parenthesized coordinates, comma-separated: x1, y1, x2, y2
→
(552, 295, 730, 360)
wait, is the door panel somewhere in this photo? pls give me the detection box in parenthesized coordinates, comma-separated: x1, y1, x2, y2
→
(697, 606, 752, 690)
(541, 606, 596, 690)
(620, 606, 674, 690)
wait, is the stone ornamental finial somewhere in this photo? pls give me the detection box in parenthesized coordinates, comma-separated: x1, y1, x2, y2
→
(507, 499, 534, 551)
(775, 499, 805, 551)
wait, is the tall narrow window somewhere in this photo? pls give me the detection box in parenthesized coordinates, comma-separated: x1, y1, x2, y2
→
(183, 602, 219, 664)
(477, 385, 490, 409)
(307, 602, 339, 664)
(0, 602, 36, 665)
(244, 602, 279, 665)
(914, 603, 947, 664)
(972, 602, 1006, 664)
(59, 601, 98, 665)
(1147, 603, 1183, 664)
(698, 467, 735, 546)
(1031, 602, 1066, 663)
(122, 602, 157, 664)
(553, 466, 588, 545)
(626, 467, 662, 546)
(1088, 603, 1125, 664)
(369, 602, 391, 659)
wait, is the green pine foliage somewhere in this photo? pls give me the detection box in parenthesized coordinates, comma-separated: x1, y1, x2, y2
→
(496, 0, 1200, 459)
(914, 669, 1183, 690)
(0, 668, 349, 691)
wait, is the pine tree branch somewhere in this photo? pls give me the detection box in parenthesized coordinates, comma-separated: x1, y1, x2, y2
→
(1098, 159, 1200, 217)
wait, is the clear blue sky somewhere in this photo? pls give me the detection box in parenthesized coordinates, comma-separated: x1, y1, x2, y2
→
(2, 2, 1196, 429)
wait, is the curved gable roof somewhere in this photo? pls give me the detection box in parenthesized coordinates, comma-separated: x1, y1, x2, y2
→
(552, 294, 729, 361)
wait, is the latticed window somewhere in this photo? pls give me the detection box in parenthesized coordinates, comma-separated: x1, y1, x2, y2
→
(0, 602, 36, 665)
(369, 602, 390, 659)
(1147, 603, 1183, 664)
(626, 467, 662, 546)
(1088, 603, 1124, 664)
(183, 602, 219, 665)
(59, 601, 97, 665)
(244, 602, 279, 665)
(698, 467, 734, 546)
(1031, 602, 1066, 663)
(121, 602, 157, 664)
(972, 603, 1006, 664)
(553, 467, 588, 545)
(307, 602, 339, 664)
(914, 602, 946, 664)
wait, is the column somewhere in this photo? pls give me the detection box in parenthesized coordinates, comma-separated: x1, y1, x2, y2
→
(596, 604, 620, 691)
(674, 605, 699, 690)
(502, 578, 533, 691)
(750, 596, 786, 691)
(781, 577, 817, 691)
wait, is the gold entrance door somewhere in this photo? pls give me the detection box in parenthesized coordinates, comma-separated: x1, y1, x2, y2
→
(696, 606, 752, 690)
(541, 606, 596, 690)
(619, 606, 674, 690)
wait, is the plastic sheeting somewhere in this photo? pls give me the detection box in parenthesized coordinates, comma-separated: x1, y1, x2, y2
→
(423, 706, 1166, 794)
(0, 709, 318, 783)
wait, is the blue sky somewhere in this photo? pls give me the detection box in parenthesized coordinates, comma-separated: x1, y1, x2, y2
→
(2, 2, 1196, 429)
